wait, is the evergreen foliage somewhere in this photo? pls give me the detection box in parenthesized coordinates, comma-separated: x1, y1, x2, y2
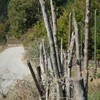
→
(8, 0, 40, 38)
(0, 0, 9, 43)
(0, 0, 100, 59)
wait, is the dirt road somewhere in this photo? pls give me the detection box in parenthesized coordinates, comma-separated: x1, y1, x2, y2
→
(0, 46, 30, 95)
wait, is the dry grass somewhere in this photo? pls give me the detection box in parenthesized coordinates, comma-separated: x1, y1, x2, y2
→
(1, 76, 39, 100)
(88, 78, 100, 93)
(88, 68, 100, 92)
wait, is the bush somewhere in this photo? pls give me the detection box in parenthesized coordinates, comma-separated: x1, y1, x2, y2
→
(0, 23, 6, 44)
(6, 77, 39, 100)
(88, 93, 100, 100)
(96, 73, 100, 78)
(0, 32, 6, 43)
(26, 37, 49, 66)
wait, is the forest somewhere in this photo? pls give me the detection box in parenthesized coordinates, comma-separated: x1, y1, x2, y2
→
(0, 0, 100, 100)
(0, 0, 100, 59)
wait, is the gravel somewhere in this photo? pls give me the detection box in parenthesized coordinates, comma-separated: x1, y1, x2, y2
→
(0, 46, 30, 95)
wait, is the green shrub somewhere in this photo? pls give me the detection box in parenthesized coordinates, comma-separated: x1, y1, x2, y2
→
(96, 73, 100, 78)
(0, 32, 5, 43)
(26, 37, 49, 66)
(88, 92, 100, 100)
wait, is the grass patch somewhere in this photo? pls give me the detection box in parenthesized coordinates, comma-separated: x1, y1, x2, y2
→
(88, 92, 100, 100)
(88, 68, 100, 100)
(3, 75, 39, 100)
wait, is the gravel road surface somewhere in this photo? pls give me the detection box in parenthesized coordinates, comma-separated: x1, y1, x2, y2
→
(0, 46, 30, 94)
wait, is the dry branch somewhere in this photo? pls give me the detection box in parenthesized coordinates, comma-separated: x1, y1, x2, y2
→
(27, 60, 43, 98)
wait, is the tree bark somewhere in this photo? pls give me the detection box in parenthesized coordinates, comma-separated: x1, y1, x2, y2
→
(50, 0, 57, 47)
(39, 0, 63, 99)
(66, 32, 75, 99)
(94, 9, 97, 77)
(50, 0, 62, 76)
(27, 60, 44, 99)
(39, 0, 59, 78)
(73, 15, 82, 78)
(68, 12, 72, 47)
(83, 0, 91, 99)
(73, 78, 85, 100)
(40, 42, 45, 74)
(67, 32, 75, 77)
(60, 38, 64, 75)
(42, 39, 48, 72)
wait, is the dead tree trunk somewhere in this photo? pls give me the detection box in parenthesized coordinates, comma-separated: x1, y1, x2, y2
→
(83, 0, 91, 99)
(50, 0, 57, 47)
(66, 32, 75, 99)
(40, 42, 46, 84)
(60, 39, 64, 72)
(42, 39, 48, 71)
(67, 32, 75, 77)
(39, 0, 63, 99)
(39, 0, 59, 78)
(73, 78, 85, 100)
(73, 15, 82, 78)
(40, 43, 45, 74)
(50, 0, 62, 76)
(68, 12, 72, 47)
(48, 57, 53, 75)
(27, 61, 44, 99)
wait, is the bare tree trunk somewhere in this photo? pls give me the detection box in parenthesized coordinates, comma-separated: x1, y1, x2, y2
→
(73, 15, 82, 78)
(68, 12, 72, 47)
(60, 38, 64, 75)
(27, 61, 44, 99)
(64, 52, 67, 77)
(47, 57, 55, 100)
(66, 32, 75, 99)
(94, 9, 97, 78)
(39, 0, 63, 99)
(73, 78, 85, 100)
(40, 43, 45, 74)
(50, 0, 62, 76)
(41, 40, 49, 100)
(48, 57, 53, 75)
(40, 42, 46, 84)
(65, 12, 73, 99)
(67, 32, 75, 77)
(42, 39, 48, 71)
(46, 73, 49, 100)
(83, 0, 91, 99)
(39, 0, 59, 78)
(50, 0, 57, 46)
